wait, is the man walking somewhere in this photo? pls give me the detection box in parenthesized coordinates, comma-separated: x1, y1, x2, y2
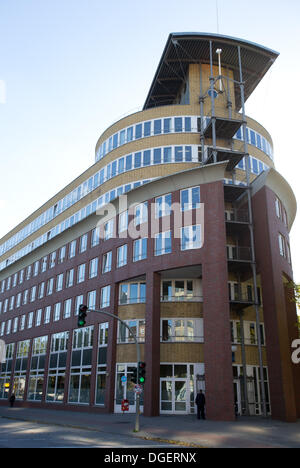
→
(195, 389, 206, 420)
(9, 393, 15, 408)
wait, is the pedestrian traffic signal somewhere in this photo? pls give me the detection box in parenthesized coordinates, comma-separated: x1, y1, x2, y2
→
(138, 361, 146, 384)
(130, 368, 138, 384)
(78, 304, 88, 328)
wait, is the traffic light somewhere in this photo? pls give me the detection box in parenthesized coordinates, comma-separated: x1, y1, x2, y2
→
(78, 304, 88, 328)
(138, 361, 146, 385)
(130, 368, 138, 384)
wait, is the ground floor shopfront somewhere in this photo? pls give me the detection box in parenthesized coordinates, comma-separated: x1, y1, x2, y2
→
(1, 361, 271, 418)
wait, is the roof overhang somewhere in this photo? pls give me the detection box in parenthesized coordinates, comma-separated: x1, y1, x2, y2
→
(143, 32, 279, 111)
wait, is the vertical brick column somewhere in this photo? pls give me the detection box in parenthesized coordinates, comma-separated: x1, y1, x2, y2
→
(202, 182, 235, 421)
(252, 186, 298, 422)
(104, 283, 118, 413)
(143, 271, 161, 416)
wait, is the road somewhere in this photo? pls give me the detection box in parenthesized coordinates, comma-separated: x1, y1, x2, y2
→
(0, 418, 176, 448)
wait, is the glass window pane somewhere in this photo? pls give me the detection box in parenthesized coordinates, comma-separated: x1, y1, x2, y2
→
(143, 150, 151, 166)
(154, 120, 162, 135)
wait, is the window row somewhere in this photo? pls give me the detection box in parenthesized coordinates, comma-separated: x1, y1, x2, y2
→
(0, 178, 154, 273)
(0, 287, 111, 336)
(0, 141, 200, 263)
(231, 320, 266, 346)
(0, 186, 201, 296)
(96, 116, 198, 162)
(234, 125, 273, 160)
(0, 324, 108, 404)
(96, 114, 273, 164)
(1, 111, 273, 264)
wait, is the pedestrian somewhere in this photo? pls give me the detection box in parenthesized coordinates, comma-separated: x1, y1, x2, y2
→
(195, 389, 206, 420)
(9, 393, 15, 408)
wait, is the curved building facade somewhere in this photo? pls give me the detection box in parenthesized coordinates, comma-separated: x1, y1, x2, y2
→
(0, 33, 299, 421)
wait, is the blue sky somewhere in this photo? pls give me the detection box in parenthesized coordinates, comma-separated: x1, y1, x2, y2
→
(0, 0, 300, 282)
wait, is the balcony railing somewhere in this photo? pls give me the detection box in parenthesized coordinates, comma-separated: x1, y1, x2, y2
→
(160, 295, 203, 302)
(229, 291, 254, 304)
(227, 246, 252, 262)
(225, 209, 250, 223)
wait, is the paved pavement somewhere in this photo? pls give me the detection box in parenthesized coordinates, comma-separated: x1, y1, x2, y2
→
(0, 406, 299, 448)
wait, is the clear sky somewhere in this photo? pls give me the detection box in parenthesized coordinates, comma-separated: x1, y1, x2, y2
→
(0, 0, 300, 282)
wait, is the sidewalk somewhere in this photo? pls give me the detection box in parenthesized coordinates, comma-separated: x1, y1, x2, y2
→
(0, 406, 299, 448)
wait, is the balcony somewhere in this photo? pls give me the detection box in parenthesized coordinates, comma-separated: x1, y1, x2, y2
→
(229, 290, 255, 310)
(225, 209, 249, 223)
(227, 246, 252, 262)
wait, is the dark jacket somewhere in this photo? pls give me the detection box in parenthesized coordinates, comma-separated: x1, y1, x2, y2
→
(195, 392, 205, 407)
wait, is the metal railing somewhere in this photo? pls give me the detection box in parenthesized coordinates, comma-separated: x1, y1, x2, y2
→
(227, 246, 252, 262)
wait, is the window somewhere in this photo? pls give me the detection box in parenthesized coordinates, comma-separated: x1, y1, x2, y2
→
(119, 211, 128, 234)
(133, 238, 147, 262)
(100, 285, 111, 308)
(56, 273, 64, 292)
(181, 187, 200, 211)
(163, 118, 171, 133)
(75, 295, 84, 316)
(35, 309, 42, 327)
(80, 234, 88, 253)
(54, 303, 61, 322)
(33, 261, 39, 277)
(275, 197, 281, 219)
(155, 231, 172, 256)
(44, 306, 51, 324)
(28, 336, 48, 401)
(175, 117, 183, 132)
(28, 312, 34, 329)
(102, 251, 112, 273)
(87, 290, 96, 310)
(89, 258, 98, 279)
(154, 119, 161, 135)
(50, 252, 56, 269)
(59, 246, 66, 264)
(175, 146, 183, 162)
(104, 219, 114, 240)
(66, 269, 74, 288)
(163, 147, 172, 163)
(118, 319, 146, 343)
(155, 194, 172, 218)
(134, 202, 148, 226)
(64, 299, 72, 319)
(278, 233, 285, 257)
(69, 326, 94, 404)
(135, 124, 142, 139)
(161, 279, 200, 302)
(153, 148, 161, 165)
(119, 282, 146, 305)
(161, 318, 203, 342)
(47, 331, 69, 403)
(91, 227, 100, 247)
(143, 150, 151, 166)
(181, 225, 202, 250)
(77, 264, 86, 284)
(69, 240, 76, 259)
(117, 245, 127, 268)
(46, 278, 54, 296)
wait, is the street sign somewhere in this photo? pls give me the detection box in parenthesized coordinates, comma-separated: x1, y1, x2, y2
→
(121, 376, 127, 385)
(134, 384, 143, 395)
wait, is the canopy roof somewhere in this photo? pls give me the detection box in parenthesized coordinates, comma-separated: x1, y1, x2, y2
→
(143, 32, 279, 111)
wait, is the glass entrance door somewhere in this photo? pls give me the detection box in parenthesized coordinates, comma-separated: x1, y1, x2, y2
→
(160, 378, 192, 414)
